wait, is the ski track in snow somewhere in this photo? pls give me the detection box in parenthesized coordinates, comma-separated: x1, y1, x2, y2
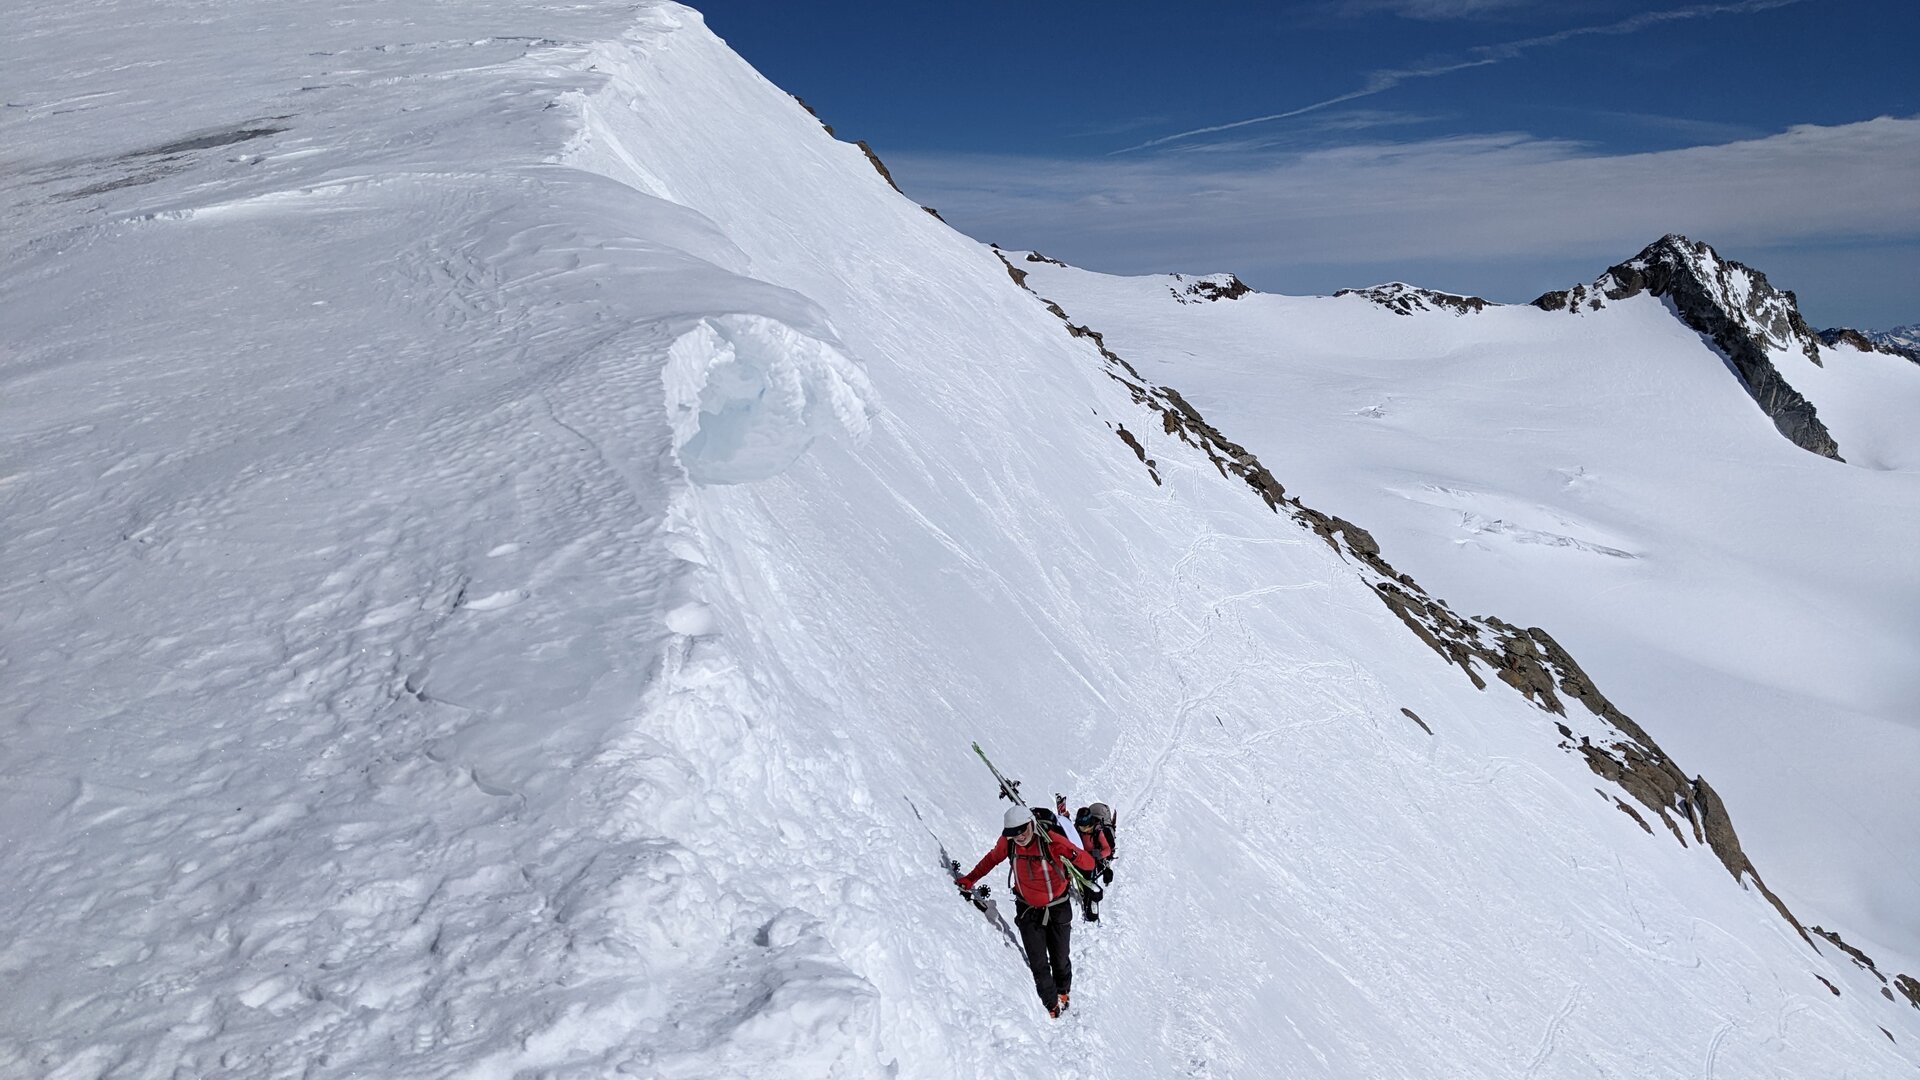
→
(1522, 986, 1583, 1078)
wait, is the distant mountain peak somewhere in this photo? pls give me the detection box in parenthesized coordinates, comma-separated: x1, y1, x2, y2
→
(1820, 324, 1920, 364)
(1335, 281, 1492, 316)
(1169, 272, 1253, 304)
(1534, 234, 1843, 461)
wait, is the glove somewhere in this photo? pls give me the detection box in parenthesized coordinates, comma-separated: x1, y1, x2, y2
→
(957, 881, 973, 900)
(1102, 867, 1113, 885)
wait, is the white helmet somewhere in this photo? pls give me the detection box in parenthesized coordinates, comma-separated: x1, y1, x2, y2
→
(1002, 805, 1033, 836)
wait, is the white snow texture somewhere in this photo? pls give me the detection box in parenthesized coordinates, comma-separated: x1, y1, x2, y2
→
(2, 2, 1916, 1078)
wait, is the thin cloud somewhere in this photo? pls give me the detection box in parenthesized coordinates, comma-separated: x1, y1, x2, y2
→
(1064, 115, 1174, 139)
(1330, 0, 1536, 19)
(893, 116, 1920, 276)
(1116, 0, 1807, 153)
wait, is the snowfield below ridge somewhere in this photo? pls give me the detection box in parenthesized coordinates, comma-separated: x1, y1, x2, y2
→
(1016, 254, 1920, 984)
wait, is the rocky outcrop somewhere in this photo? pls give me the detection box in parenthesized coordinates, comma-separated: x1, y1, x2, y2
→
(854, 139, 902, 194)
(1336, 282, 1491, 316)
(1534, 235, 1842, 461)
(1898, 974, 1920, 1011)
(1821, 326, 1920, 364)
(791, 95, 834, 136)
(1170, 273, 1253, 304)
(792, 103, 944, 221)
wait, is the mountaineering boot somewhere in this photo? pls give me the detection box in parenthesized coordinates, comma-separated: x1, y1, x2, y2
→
(1047, 1001, 1060, 1019)
(1058, 991, 1070, 1013)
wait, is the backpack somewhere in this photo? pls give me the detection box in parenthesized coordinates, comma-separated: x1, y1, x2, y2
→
(1074, 803, 1117, 860)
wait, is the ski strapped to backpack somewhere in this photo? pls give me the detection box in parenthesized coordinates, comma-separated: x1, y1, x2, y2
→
(970, 742, 1101, 904)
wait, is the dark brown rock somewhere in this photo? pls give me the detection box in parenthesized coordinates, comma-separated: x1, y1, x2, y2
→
(1812, 926, 1886, 982)
(1897, 974, 1920, 1010)
(854, 139, 902, 194)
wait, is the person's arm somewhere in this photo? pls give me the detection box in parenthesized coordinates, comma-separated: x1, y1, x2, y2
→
(956, 839, 1009, 890)
(1050, 830, 1095, 872)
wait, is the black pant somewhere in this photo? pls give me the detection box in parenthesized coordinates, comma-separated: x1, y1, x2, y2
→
(1015, 898, 1073, 1007)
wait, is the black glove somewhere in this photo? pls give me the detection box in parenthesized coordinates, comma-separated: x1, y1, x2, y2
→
(957, 882, 973, 900)
(1102, 867, 1113, 885)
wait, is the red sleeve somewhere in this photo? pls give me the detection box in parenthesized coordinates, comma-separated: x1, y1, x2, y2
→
(1050, 830, 1095, 872)
(956, 838, 1008, 889)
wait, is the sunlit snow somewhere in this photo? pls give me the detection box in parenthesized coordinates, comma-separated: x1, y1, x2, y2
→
(3, 2, 1917, 1077)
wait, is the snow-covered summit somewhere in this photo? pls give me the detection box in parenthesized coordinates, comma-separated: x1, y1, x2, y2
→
(1822, 323, 1920, 363)
(1166, 272, 1254, 304)
(1334, 281, 1494, 316)
(1872, 323, 1920, 357)
(1534, 234, 1840, 458)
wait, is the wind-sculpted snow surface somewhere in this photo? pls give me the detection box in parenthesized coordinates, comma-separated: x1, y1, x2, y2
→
(3, 2, 1918, 1078)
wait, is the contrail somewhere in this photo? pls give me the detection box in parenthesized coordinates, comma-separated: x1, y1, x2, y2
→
(1113, 0, 1806, 154)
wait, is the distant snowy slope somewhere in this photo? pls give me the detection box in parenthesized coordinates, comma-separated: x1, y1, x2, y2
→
(1019, 248, 1920, 995)
(4, 3, 1918, 1079)
(1805, 331, 1920, 469)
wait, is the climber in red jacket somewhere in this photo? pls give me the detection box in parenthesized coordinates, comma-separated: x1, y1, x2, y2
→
(957, 804, 1096, 1018)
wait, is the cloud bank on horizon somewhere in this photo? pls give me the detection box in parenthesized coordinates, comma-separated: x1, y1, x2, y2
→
(892, 114, 1920, 326)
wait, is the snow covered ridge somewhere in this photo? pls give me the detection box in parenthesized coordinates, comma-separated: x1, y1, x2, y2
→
(1822, 324, 1920, 364)
(1534, 234, 1841, 459)
(1167, 272, 1253, 305)
(7, 1, 1920, 1075)
(994, 250, 1920, 1016)
(1333, 281, 1493, 316)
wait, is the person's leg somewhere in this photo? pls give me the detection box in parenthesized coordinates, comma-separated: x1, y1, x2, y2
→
(1016, 905, 1058, 1008)
(1046, 901, 1074, 998)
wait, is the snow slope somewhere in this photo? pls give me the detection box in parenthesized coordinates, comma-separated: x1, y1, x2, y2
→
(4, 2, 1918, 1077)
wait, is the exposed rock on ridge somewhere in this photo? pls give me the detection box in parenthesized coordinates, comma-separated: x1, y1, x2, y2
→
(1533, 235, 1843, 461)
(1170, 273, 1253, 304)
(1821, 326, 1920, 365)
(1336, 282, 1491, 316)
(791, 96, 946, 220)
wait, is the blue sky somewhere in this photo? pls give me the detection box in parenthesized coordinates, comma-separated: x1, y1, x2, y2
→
(702, 1, 1918, 329)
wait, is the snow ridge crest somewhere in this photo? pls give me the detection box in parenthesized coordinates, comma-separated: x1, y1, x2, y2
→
(1334, 281, 1492, 316)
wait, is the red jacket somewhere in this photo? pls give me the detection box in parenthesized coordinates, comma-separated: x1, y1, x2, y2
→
(1055, 798, 1114, 864)
(958, 827, 1094, 908)
(1077, 824, 1114, 863)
